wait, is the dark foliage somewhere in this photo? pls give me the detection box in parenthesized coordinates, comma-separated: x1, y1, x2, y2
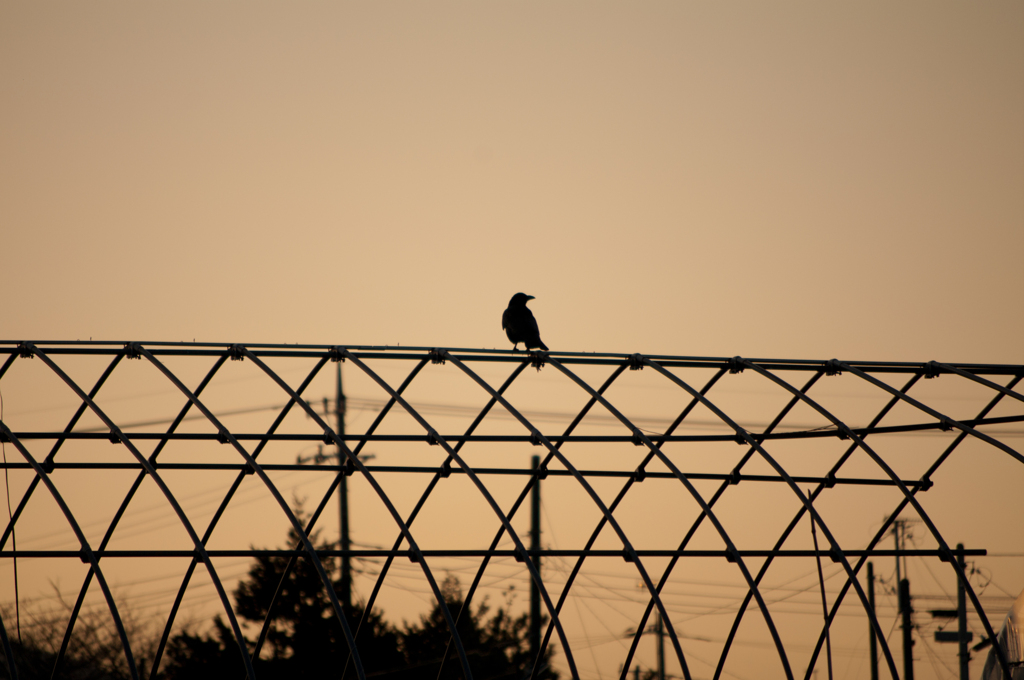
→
(161, 516, 403, 680)
(160, 511, 559, 679)
(0, 593, 157, 680)
(395, 574, 559, 680)
(1, 508, 557, 679)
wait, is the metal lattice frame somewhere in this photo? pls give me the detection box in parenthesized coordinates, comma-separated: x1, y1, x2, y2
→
(0, 341, 1021, 680)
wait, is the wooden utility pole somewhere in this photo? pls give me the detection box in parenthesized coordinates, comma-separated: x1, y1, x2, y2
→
(656, 608, 665, 680)
(337, 364, 351, 614)
(933, 544, 973, 679)
(894, 519, 913, 680)
(900, 578, 914, 680)
(868, 561, 878, 680)
(956, 544, 969, 680)
(530, 455, 542, 668)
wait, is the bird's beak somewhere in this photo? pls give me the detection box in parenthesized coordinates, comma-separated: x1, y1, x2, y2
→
(526, 295, 535, 300)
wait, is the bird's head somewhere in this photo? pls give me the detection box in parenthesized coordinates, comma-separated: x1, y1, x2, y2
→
(510, 293, 535, 306)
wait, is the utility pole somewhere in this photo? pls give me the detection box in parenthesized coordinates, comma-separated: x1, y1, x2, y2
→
(656, 607, 665, 680)
(530, 455, 542, 669)
(894, 519, 903, 585)
(900, 578, 914, 680)
(932, 544, 973, 679)
(295, 366, 373, 616)
(868, 561, 878, 680)
(337, 364, 351, 615)
(893, 519, 913, 680)
(627, 603, 666, 680)
(956, 544, 969, 680)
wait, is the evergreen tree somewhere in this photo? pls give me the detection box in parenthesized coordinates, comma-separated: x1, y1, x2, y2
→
(162, 513, 402, 679)
(397, 574, 559, 680)
(161, 506, 559, 679)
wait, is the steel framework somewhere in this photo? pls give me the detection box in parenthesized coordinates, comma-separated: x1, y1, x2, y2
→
(0, 341, 1021, 679)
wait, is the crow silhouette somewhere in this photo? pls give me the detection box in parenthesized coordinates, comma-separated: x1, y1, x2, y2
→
(502, 293, 548, 351)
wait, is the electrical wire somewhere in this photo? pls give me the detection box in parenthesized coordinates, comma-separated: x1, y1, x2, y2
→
(50, 392, 1019, 439)
(918, 630, 958, 678)
(13, 467, 311, 551)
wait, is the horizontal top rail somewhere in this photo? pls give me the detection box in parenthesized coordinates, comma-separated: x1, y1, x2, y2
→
(0, 548, 988, 559)
(2, 341, 1022, 374)
(5, 414, 1022, 443)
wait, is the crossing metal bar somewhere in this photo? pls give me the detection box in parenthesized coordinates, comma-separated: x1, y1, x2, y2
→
(713, 371, 922, 680)
(0, 342, 1019, 680)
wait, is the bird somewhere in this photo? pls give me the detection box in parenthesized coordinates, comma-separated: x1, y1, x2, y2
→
(502, 293, 548, 351)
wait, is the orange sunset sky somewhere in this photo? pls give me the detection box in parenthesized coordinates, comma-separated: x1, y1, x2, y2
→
(1, 2, 1021, 363)
(1, 3, 1022, 679)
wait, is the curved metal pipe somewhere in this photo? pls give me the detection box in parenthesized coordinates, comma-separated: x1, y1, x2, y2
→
(1, 353, 123, 552)
(242, 347, 476, 678)
(2, 344, 1019, 679)
(640, 356, 920, 680)
(135, 346, 361, 679)
(619, 371, 831, 680)
(328, 359, 432, 678)
(0, 352, 129, 679)
(713, 371, 915, 680)
(446, 362, 632, 680)
(831, 361, 1020, 679)
(796, 371, 1014, 679)
(0, 425, 139, 679)
(250, 356, 474, 677)
(929, 362, 1024, 404)
(150, 352, 307, 678)
(266, 358, 428, 678)
(541, 355, 791, 680)
(424, 363, 539, 679)
(740, 359, 1014, 678)
(798, 373, 1021, 680)
(26, 344, 257, 680)
(335, 350, 561, 680)
(543, 366, 728, 680)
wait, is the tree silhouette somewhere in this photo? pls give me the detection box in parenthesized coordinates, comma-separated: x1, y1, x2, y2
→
(397, 574, 559, 680)
(0, 591, 159, 680)
(162, 509, 401, 679)
(161, 506, 558, 679)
